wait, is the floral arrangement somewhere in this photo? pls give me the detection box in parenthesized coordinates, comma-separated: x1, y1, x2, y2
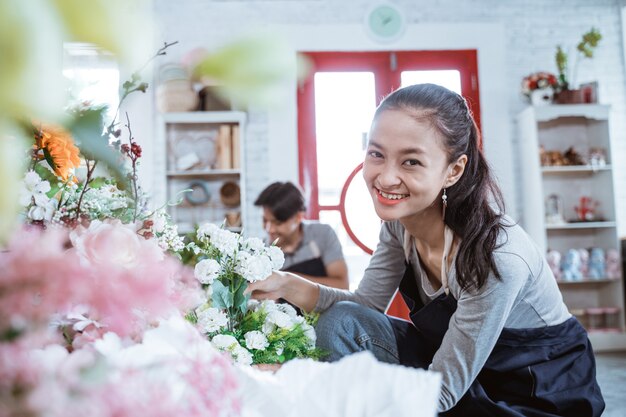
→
(0, 222, 233, 416)
(521, 71, 559, 97)
(185, 223, 322, 365)
(19, 44, 185, 254)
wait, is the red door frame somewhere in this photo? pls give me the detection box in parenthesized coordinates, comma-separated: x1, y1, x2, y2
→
(297, 50, 481, 220)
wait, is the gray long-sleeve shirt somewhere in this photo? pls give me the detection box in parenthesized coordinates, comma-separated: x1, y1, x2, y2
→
(314, 218, 571, 412)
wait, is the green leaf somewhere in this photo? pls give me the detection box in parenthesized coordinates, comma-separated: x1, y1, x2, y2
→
(211, 280, 233, 309)
(42, 147, 58, 173)
(67, 108, 129, 190)
(185, 310, 198, 324)
(34, 163, 58, 183)
(234, 281, 250, 313)
(89, 177, 107, 189)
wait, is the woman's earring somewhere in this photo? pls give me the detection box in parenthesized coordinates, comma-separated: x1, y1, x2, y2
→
(442, 188, 447, 219)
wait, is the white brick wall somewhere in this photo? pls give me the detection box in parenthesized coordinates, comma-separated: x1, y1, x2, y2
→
(147, 0, 626, 239)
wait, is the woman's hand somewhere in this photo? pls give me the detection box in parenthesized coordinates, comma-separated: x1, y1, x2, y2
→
(245, 270, 321, 312)
(245, 270, 289, 301)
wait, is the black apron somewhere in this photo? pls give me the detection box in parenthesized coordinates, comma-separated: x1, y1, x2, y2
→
(391, 263, 605, 417)
(284, 257, 327, 277)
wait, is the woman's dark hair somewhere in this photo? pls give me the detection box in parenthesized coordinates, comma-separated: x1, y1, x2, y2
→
(375, 83, 507, 291)
(254, 181, 306, 222)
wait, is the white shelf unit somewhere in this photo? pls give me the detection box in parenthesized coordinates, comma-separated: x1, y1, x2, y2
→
(159, 111, 247, 235)
(518, 104, 626, 351)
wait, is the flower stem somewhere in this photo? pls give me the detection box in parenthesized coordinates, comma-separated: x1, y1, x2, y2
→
(124, 113, 139, 222)
(74, 159, 98, 221)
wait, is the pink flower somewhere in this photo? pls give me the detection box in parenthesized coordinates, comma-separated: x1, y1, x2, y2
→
(70, 219, 163, 269)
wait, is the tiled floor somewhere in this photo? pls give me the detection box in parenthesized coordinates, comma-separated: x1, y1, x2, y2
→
(595, 351, 626, 416)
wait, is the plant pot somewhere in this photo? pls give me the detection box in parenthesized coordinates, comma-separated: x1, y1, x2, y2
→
(530, 89, 554, 106)
(554, 89, 585, 104)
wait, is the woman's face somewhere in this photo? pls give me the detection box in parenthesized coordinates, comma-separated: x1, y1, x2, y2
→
(362, 109, 452, 222)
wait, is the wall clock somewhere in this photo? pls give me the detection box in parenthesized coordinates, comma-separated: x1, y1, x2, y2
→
(365, 3, 406, 43)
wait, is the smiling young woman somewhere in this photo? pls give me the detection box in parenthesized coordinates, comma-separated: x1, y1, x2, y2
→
(247, 84, 604, 416)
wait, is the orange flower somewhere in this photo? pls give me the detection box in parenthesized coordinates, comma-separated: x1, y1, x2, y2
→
(38, 125, 81, 181)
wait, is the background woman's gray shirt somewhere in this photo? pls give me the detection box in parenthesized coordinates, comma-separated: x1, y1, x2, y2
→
(276, 221, 345, 270)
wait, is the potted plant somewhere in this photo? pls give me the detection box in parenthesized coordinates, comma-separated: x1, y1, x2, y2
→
(554, 28, 602, 104)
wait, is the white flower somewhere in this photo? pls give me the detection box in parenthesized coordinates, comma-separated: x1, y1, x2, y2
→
(236, 252, 273, 282)
(232, 345, 253, 366)
(266, 310, 294, 330)
(197, 222, 220, 239)
(151, 210, 168, 233)
(19, 171, 51, 207)
(211, 334, 239, 351)
(302, 322, 317, 346)
(27, 199, 56, 222)
(194, 259, 221, 284)
(267, 245, 285, 269)
(259, 300, 280, 313)
(262, 320, 275, 335)
(197, 307, 228, 333)
(244, 330, 269, 351)
(276, 302, 298, 319)
(211, 228, 239, 254)
(243, 237, 265, 253)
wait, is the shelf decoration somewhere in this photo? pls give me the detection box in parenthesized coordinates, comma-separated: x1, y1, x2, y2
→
(547, 249, 562, 280)
(220, 181, 241, 207)
(554, 28, 602, 104)
(554, 246, 619, 282)
(606, 249, 621, 279)
(588, 248, 606, 279)
(561, 249, 583, 281)
(545, 194, 565, 225)
(573, 196, 601, 222)
(521, 71, 558, 105)
(539, 145, 585, 167)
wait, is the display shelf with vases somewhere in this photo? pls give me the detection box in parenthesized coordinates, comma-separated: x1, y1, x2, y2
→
(517, 103, 625, 351)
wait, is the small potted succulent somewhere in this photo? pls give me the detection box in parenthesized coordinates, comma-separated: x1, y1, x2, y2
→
(554, 28, 602, 104)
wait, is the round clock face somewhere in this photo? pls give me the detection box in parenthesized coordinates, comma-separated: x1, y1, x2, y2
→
(366, 4, 406, 42)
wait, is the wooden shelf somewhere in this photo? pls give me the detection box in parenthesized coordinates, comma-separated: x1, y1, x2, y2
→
(546, 221, 616, 230)
(532, 104, 610, 122)
(541, 165, 612, 174)
(163, 111, 246, 124)
(167, 169, 240, 177)
(556, 278, 619, 286)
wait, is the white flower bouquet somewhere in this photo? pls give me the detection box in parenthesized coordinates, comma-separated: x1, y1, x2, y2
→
(185, 223, 322, 365)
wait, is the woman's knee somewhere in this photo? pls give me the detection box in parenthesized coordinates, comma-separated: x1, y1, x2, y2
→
(316, 301, 364, 333)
